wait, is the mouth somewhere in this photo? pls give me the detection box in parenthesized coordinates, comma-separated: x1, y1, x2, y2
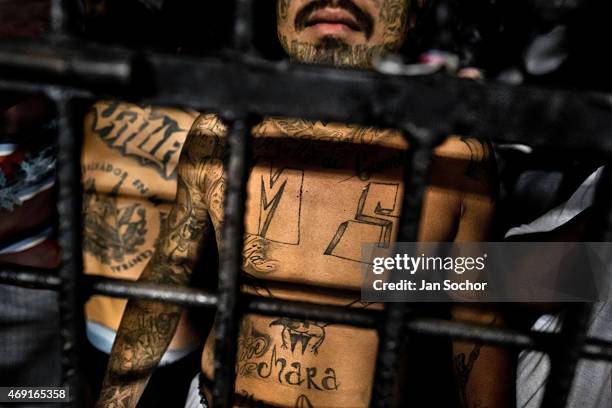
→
(304, 8, 362, 33)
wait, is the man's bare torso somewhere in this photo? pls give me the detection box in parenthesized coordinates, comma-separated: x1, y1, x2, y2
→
(188, 114, 491, 407)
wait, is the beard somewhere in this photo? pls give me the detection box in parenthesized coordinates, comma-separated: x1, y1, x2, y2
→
(285, 36, 386, 68)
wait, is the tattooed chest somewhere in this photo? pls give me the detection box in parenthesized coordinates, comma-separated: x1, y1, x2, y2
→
(236, 160, 403, 277)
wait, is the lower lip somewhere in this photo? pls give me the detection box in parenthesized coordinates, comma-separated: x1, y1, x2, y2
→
(306, 22, 356, 35)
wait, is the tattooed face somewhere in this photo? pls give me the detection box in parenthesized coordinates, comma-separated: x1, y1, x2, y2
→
(277, 0, 411, 68)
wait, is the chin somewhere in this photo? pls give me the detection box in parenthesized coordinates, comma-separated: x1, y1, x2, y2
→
(317, 35, 350, 47)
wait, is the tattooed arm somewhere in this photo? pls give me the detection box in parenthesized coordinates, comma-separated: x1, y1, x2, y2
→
(451, 139, 514, 408)
(422, 137, 513, 408)
(96, 116, 218, 408)
(451, 307, 514, 408)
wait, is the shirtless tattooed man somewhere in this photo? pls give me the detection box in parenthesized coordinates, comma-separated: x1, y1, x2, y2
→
(97, 1, 513, 407)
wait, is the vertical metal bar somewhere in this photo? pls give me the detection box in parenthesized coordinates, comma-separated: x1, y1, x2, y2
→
(48, 0, 81, 404)
(371, 135, 435, 408)
(214, 2, 255, 403)
(49, 0, 68, 37)
(49, 90, 86, 407)
(212, 118, 251, 408)
(540, 304, 592, 408)
(232, 0, 255, 53)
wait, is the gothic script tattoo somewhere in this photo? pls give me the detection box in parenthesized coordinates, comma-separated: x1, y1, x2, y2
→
(91, 101, 188, 179)
(237, 343, 340, 391)
(238, 319, 273, 376)
(236, 309, 340, 397)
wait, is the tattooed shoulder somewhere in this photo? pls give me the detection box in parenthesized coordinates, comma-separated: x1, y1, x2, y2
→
(180, 114, 227, 182)
(433, 136, 498, 196)
(191, 113, 228, 136)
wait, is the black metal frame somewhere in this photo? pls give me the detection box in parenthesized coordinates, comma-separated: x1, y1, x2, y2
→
(1, 0, 612, 407)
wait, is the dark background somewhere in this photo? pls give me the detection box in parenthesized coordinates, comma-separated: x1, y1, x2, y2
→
(3, 0, 612, 90)
(74, 0, 612, 91)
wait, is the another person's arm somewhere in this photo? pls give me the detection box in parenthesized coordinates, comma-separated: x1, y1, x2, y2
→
(422, 137, 513, 408)
(96, 116, 216, 408)
(450, 139, 513, 408)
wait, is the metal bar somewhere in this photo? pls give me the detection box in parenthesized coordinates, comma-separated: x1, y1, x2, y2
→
(371, 140, 435, 408)
(2, 42, 612, 153)
(540, 304, 593, 408)
(0, 79, 93, 100)
(212, 118, 252, 408)
(0, 269, 61, 290)
(2, 269, 612, 361)
(49, 90, 85, 407)
(0, 25, 609, 408)
(243, 295, 380, 328)
(232, 0, 255, 53)
(0, 42, 132, 89)
(406, 318, 612, 361)
(49, 0, 68, 37)
(87, 276, 219, 307)
(371, 301, 408, 408)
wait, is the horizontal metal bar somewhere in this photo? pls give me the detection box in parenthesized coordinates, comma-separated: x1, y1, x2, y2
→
(582, 337, 612, 361)
(0, 40, 132, 89)
(408, 318, 612, 361)
(0, 78, 93, 99)
(2, 271, 611, 361)
(0, 269, 61, 290)
(408, 317, 535, 348)
(85, 276, 219, 307)
(242, 295, 381, 328)
(2, 40, 612, 153)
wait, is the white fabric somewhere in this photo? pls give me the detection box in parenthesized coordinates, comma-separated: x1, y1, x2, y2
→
(506, 166, 603, 238)
(0, 227, 53, 255)
(510, 166, 612, 407)
(517, 304, 612, 408)
(86, 320, 199, 366)
(184, 373, 206, 408)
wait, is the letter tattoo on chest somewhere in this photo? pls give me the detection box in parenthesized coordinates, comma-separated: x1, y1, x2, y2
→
(91, 102, 186, 179)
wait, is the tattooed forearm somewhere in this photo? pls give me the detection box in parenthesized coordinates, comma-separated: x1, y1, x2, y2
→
(452, 310, 503, 408)
(96, 116, 218, 408)
(96, 301, 182, 408)
(454, 341, 483, 408)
